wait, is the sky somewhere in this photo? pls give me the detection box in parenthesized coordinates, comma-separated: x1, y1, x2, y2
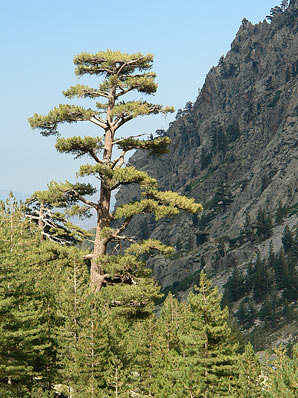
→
(1, 0, 277, 197)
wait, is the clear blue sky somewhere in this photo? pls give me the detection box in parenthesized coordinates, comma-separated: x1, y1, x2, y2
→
(1, 0, 276, 196)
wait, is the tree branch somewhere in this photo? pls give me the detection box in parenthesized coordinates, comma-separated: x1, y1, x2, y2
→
(110, 234, 136, 243)
(113, 216, 132, 236)
(84, 253, 94, 260)
(90, 115, 107, 129)
(64, 189, 99, 209)
(112, 150, 127, 169)
(115, 86, 135, 99)
(113, 133, 145, 145)
(114, 115, 133, 131)
(89, 149, 105, 164)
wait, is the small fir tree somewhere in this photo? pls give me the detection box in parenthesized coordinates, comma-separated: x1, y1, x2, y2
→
(233, 342, 264, 398)
(282, 225, 294, 253)
(179, 271, 239, 397)
(256, 208, 273, 241)
(150, 294, 190, 397)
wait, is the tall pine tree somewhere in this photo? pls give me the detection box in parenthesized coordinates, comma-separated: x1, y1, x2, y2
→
(28, 50, 203, 292)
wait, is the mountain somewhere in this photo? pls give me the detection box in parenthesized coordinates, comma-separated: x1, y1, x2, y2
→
(115, 0, 298, 350)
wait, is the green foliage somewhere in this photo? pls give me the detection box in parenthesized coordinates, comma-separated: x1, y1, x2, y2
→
(282, 225, 294, 253)
(256, 208, 273, 241)
(236, 298, 256, 329)
(109, 166, 158, 190)
(252, 252, 270, 302)
(0, 198, 63, 393)
(224, 222, 298, 338)
(28, 49, 201, 296)
(266, 1, 289, 21)
(117, 136, 171, 155)
(275, 201, 288, 224)
(28, 104, 94, 136)
(240, 212, 257, 243)
(0, 200, 252, 397)
(25, 187, 92, 244)
(264, 344, 298, 397)
(222, 268, 248, 306)
(178, 271, 239, 397)
(73, 50, 154, 76)
(111, 100, 174, 119)
(158, 270, 202, 304)
(233, 343, 264, 398)
(55, 135, 104, 158)
(114, 190, 203, 221)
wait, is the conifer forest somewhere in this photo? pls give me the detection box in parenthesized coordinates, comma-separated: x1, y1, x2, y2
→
(1, 1, 298, 396)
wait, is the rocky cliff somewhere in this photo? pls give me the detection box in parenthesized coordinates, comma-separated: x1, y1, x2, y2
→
(115, 0, 298, 349)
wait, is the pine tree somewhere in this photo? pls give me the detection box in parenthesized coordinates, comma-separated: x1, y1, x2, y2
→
(252, 252, 270, 302)
(28, 50, 203, 293)
(0, 196, 53, 394)
(125, 316, 157, 396)
(282, 225, 294, 253)
(55, 247, 93, 396)
(256, 208, 272, 241)
(178, 271, 239, 397)
(233, 342, 264, 398)
(150, 294, 190, 397)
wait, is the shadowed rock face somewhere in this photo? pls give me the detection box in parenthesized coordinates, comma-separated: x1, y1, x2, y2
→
(115, 1, 298, 348)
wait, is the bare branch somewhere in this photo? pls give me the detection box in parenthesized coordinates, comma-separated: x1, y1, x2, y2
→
(84, 253, 94, 260)
(89, 149, 105, 164)
(113, 133, 145, 145)
(90, 115, 107, 129)
(41, 231, 69, 245)
(114, 115, 133, 131)
(25, 214, 40, 221)
(116, 56, 146, 76)
(115, 86, 135, 99)
(112, 149, 127, 169)
(112, 216, 132, 236)
(111, 234, 136, 243)
(65, 189, 99, 209)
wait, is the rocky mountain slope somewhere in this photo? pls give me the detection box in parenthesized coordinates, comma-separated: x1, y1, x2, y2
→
(115, 0, 298, 350)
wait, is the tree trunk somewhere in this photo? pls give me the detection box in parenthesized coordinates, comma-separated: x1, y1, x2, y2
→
(38, 200, 46, 241)
(90, 162, 112, 291)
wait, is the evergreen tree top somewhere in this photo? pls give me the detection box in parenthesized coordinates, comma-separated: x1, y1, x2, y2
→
(28, 50, 174, 137)
(73, 50, 155, 77)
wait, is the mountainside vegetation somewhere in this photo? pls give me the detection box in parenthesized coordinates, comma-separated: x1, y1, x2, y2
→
(2, 197, 297, 397)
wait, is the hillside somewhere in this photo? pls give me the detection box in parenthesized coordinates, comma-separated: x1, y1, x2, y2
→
(115, 0, 298, 350)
